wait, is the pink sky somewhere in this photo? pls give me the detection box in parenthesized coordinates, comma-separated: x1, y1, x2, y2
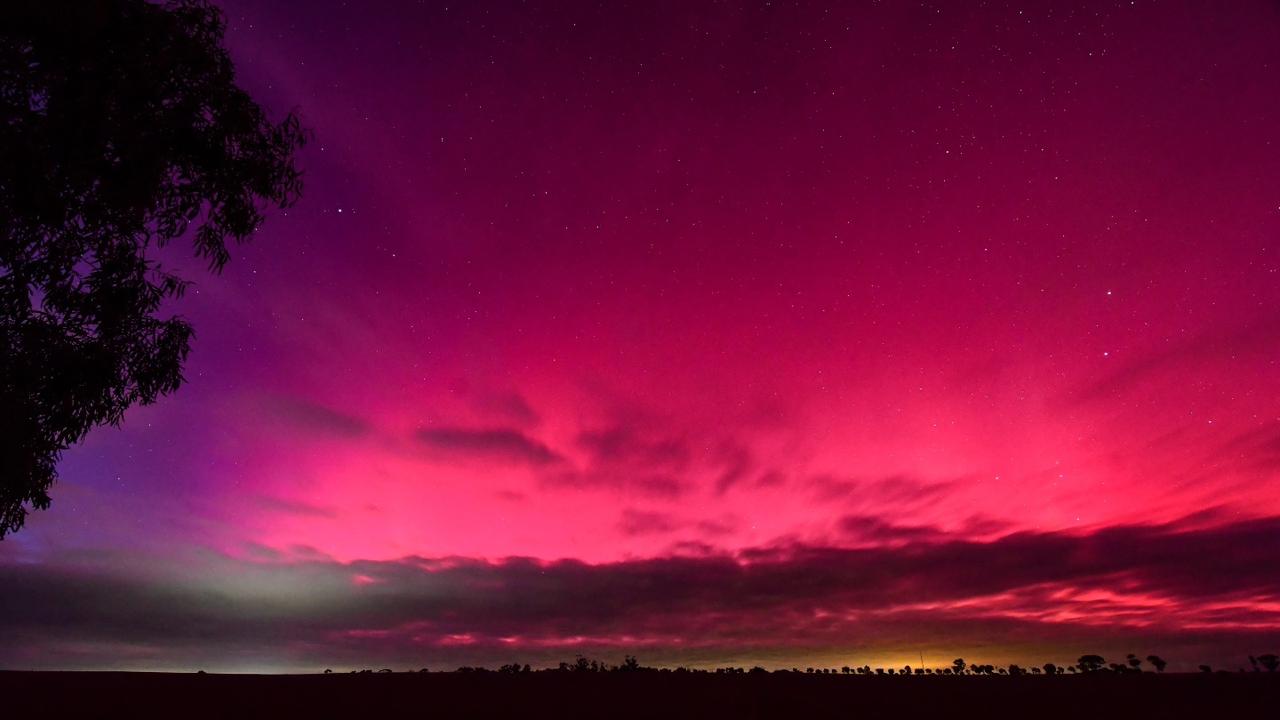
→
(3, 0, 1278, 672)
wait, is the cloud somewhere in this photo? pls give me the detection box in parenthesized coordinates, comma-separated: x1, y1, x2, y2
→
(543, 424, 760, 498)
(542, 469, 688, 497)
(532, 425, 697, 496)
(838, 515, 1011, 545)
(696, 518, 738, 537)
(614, 510, 738, 538)
(755, 470, 787, 488)
(838, 515, 948, 544)
(1069, 313, 1280, 404)
(416, 427, 563, 466)
(1206, 423, 1280, 473)
(254, 495, 339, 518)
(809, 475, 956, 512)
(618, 509, 680, 536)
(712, 444, 753, 495)
(576, 426, 692, 470)
(265, 396, 371, 438)
(3, 514, 1278, 669)
(471, 390, 540, 427)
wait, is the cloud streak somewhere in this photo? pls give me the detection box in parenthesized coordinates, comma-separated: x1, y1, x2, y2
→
(416, 427, 564, 466)
(4, 514, 1277, 670)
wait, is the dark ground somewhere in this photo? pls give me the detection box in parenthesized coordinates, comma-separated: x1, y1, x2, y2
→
(2, 671, 1276, 719)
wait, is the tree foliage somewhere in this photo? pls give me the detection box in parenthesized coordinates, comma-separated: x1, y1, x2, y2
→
(1076, 655, 1106, 673)
(0, 0, 306, 536)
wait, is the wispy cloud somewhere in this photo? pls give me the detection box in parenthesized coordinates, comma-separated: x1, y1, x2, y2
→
(1068, 314, 1280, 404)
(254, 495, 339, 518)
(264, 396, 371, 438)
(416, 427, 563, 466)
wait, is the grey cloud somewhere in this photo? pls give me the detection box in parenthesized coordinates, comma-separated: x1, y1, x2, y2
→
(4, 514, 1279, 670)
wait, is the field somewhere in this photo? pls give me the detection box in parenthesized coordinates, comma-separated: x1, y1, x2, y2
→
(3, 671, 1276, 719)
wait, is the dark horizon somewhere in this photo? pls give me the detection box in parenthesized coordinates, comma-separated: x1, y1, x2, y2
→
(3, 663, 1277, 720)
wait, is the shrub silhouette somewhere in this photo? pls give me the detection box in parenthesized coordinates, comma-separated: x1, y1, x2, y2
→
(1258, 654, 1279, 673)
(1146, 655, 1167, 673)
(0, 0, 307, 536)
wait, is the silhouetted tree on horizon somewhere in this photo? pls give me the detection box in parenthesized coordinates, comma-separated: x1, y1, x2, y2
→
(0, 0, 307, 536)
(1077, 655, 1107, 673)
(305, 652, 1274, 678)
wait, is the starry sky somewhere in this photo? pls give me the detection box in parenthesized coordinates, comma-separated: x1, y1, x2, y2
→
(3, 0, 1280, 672)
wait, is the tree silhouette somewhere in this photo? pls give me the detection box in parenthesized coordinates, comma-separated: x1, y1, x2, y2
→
(1126, 654, 1142, 671)
(0, 0, 306, 536)
(952, 658, 966, 675)
(1258, 654, 1279, 673)
(1146, 655, 1167, 673)
(1076, 655, 1106, 673)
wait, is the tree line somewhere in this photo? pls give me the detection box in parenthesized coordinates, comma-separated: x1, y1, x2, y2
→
(317, 652, 1280, 676)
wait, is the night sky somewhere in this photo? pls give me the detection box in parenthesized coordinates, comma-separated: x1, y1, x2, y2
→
(4, 0, 1280, 672)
